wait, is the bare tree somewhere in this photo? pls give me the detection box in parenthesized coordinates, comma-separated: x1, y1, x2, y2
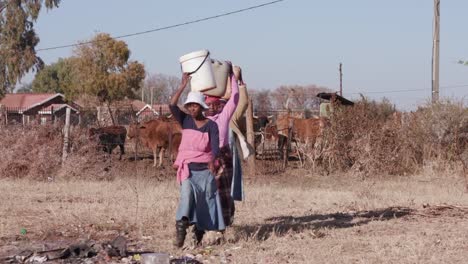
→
(252, 89, 273, 114)
(271, 84, 331, 110)
(142, 73, 182, 104)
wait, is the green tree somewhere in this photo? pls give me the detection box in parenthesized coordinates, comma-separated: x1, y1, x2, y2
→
(0, 0, 61, 97)
(31, 58, 76, 94)
(71, 33, 146, 102)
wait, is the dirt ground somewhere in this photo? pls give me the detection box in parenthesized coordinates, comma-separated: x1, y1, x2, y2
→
(1, 168, 467, 263)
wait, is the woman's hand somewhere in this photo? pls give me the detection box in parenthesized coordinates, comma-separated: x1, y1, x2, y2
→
(171, 73, 190, 105)
(225, 61, 233, 75)
(208, 160, 216, 175)
(179, 73, 191, 90)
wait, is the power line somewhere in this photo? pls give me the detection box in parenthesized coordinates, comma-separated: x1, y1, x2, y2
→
(249, 84, 468, 97)
(346, 84, 468, 95)
(347, 88, 426, 95)
(36, 0, 285, 52)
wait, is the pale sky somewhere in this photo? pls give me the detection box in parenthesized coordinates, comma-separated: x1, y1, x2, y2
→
(23, 0, 468, 110)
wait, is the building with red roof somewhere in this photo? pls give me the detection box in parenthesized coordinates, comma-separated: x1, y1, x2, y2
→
(0, 93, 80, 125)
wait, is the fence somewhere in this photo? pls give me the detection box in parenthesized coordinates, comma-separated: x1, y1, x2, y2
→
(78, 106, 172, 127)
(251, 108, 321, 174)
(0, 106, 173, 127)
(0, 106, 81, 126)
(0, 103, 321, 176)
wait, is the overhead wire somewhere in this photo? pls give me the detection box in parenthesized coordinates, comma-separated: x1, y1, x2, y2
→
(346, 84, 468, 95)
(36, 0, 285, 52)
(249, 84, 468, 98)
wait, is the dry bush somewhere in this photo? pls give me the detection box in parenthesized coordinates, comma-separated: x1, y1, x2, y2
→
(56, 126, 113, 180)
(319, 98, 468, 177)
(0, 124, 63, 180)
(0, 124, 112, 180)
(0, 124, 171, 181)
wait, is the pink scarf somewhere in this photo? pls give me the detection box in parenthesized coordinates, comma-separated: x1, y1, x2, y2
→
(173, 129, 213, 184)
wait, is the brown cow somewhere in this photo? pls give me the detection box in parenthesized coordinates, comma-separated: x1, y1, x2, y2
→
(88, 126, 127, 160)
(236, 115, 275, 149)
(277, 116, 328, 157)
(127, 119, 182, 167)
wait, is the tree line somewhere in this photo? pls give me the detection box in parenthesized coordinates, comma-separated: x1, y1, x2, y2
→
(2, 1, 330, 109)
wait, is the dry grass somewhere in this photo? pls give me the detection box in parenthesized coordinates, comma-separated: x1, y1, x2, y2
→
(1, 169, 467, 263)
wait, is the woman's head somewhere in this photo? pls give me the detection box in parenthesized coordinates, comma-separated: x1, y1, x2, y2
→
(185, 103, 203, 117)
(205, 96, 226, 117)
(184, 92, 209, 118)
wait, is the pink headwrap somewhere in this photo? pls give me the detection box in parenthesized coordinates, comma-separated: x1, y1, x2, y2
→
(205, 95, 221, 104)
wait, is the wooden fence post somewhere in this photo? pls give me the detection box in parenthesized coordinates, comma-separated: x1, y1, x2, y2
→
(0, 105, 5, 126)
(246, 98, 255, 176)
(62, 107, 71, 164)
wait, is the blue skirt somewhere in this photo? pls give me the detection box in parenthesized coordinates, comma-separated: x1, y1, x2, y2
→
(176, 169, 226, 231)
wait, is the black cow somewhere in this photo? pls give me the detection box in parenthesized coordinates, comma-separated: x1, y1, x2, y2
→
(88, 126, 127, 160)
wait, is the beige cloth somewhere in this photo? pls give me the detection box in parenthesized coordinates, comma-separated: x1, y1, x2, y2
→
(229, 84, 252, 159)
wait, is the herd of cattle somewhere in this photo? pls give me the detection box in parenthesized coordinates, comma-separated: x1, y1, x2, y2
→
(88, 113, 328, 165)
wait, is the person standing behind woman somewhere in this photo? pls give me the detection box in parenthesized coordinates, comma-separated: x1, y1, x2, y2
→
(170, 73, 225, 248)
(204, 64, 240, 227)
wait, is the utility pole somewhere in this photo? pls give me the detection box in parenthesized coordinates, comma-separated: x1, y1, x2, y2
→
(62, 107, 71, 164)
(432, 0, 440, 103)
(150, 85, 154, 106)
(339, 63, 343, 96)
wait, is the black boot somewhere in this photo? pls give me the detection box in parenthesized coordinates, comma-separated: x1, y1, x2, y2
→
(192, 226, 205, 246)
(174, 218, 189, 248)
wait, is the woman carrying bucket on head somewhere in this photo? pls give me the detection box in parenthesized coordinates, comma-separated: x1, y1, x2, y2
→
(204, 61, 240, 229)
(170, 73, 225, 248)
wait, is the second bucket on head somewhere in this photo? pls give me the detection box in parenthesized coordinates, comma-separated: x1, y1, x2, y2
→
(204, 59, 231, 97)
(179, 50, 216, 93)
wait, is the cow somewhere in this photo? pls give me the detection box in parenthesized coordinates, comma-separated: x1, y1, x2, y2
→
(236, 114, 275, 151)
(88, 126, 127, 160)
(127, 119, 182, 167)
(276, 115, 328, 161)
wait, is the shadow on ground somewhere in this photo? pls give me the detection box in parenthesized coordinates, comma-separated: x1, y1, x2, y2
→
(232, 206, 413, 241)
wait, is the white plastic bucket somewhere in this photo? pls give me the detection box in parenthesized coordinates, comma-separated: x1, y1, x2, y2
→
(179, 50, 216, 93)
(204, 59, 230, 97)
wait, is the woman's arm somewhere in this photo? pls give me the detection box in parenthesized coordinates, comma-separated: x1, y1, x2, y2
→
(207, 121, 220, 174)
(169, 73, 190, 125)
(170, 73, 190, 106)
(218, 73, 240, 122)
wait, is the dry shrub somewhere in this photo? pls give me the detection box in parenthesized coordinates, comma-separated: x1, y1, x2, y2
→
(0, 124, 159, 181)
(56, 126, 113, 180)
(0, 124, 63, 179)
(319, 98, 468, 177)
